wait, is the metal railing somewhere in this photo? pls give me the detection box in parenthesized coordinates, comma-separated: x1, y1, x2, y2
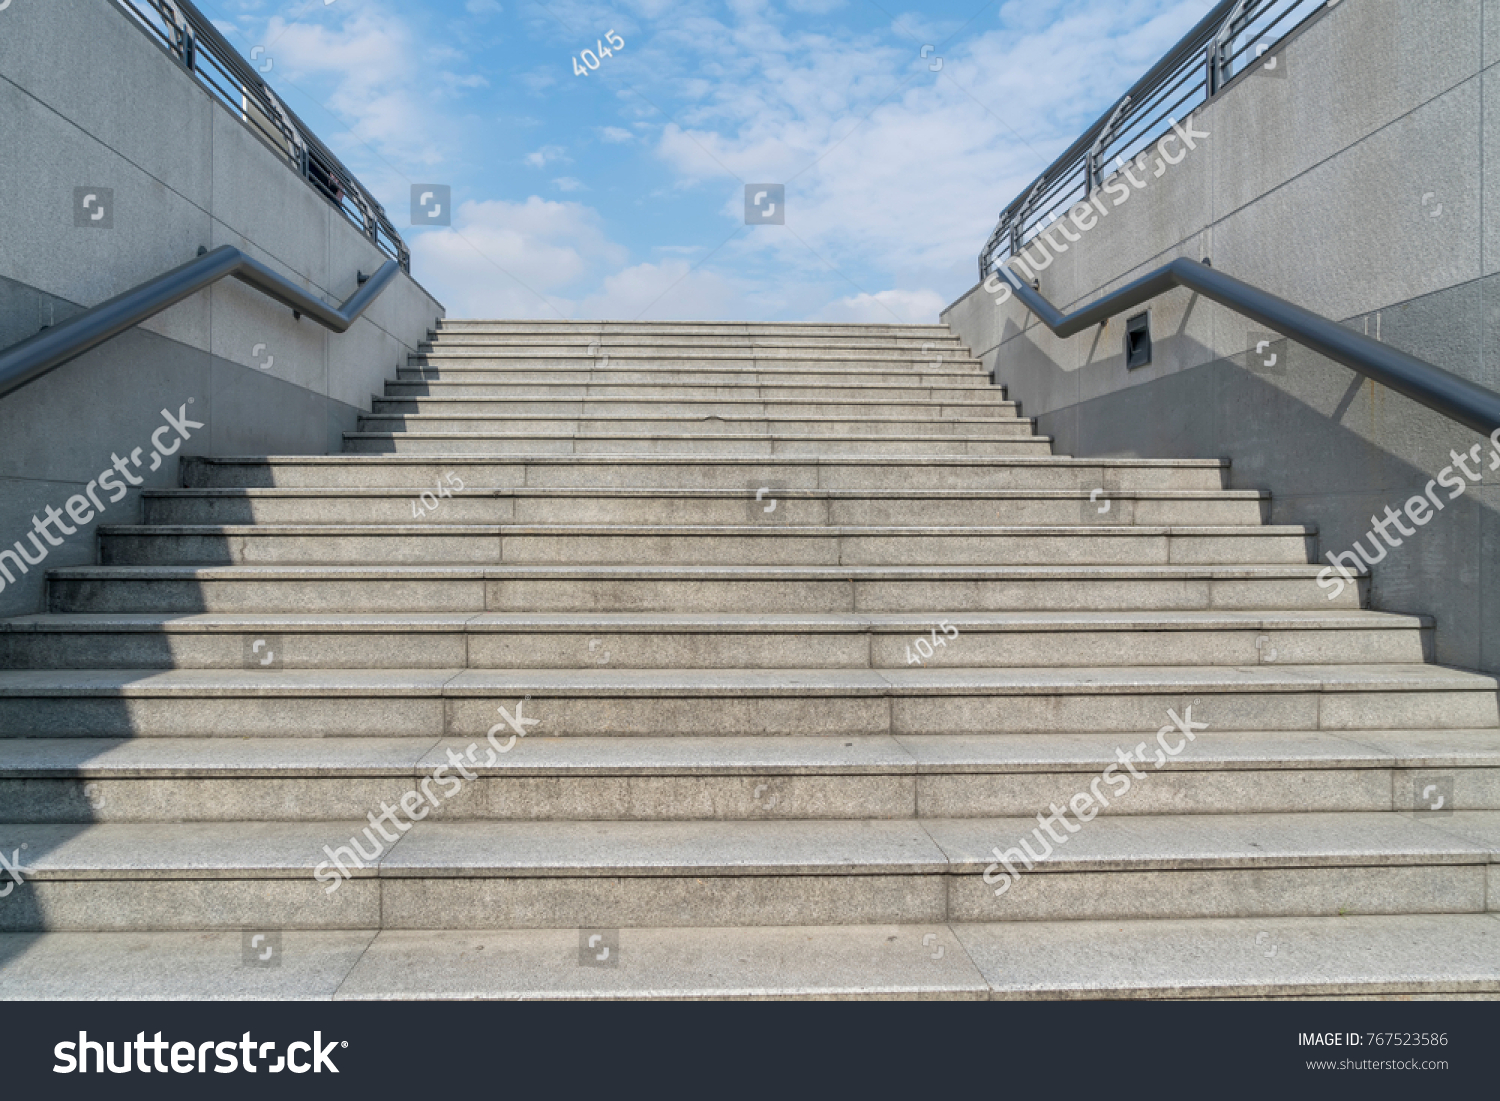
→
(0, 247, 400, 400)
(978, 0, 1332, 279)
(989, 258, 1500, 437)
(114, 0, 410, 273)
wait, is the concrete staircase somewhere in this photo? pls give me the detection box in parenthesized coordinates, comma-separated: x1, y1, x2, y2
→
(1, 320, 1498, 1000)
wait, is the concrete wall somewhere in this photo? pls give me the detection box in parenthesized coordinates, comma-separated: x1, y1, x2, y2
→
(0, 0, 443, 617)
(943, 0, 1500, 677)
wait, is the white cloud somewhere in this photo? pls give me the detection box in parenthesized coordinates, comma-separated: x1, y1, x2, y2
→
(577, 259, 747, 320)
(236, 0, 1218, 322)
(252, 2, 490, 168)
(811, 288, 947, 324)
(408, 197, 629, 319)
(644, 0, 1216, 310)
(524, 144, 570, 168)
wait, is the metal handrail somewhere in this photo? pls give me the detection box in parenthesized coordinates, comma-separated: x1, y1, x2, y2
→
(979, 0, 1331, 279)
(987, 258, 1500, 437)
(113, 0, 411, 273)
(0, 246, 400, 400)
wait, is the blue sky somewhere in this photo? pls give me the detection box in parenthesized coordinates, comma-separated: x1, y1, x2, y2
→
(204, 0, 1216, 321)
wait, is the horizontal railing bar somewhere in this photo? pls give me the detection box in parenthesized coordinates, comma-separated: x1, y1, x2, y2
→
(992, 259, 1500, 438)
(0, 247, 399, 401)
(981, 0, 1330, 278)
(113, 0, 408, 272)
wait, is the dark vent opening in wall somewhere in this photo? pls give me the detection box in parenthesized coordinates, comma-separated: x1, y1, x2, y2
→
(1125, 311, 1152, 369)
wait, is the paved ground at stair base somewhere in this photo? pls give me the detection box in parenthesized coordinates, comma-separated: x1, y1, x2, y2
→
(3, 916, 1499, 1000)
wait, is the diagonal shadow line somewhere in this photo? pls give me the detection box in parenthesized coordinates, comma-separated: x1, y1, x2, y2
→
(1332, 371, 1367, 423)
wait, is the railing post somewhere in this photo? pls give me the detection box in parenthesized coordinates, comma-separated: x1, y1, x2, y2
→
(1210, 0, 1256, 97)
(120, 0, 418, 271)
(1086, 96, 1132, 192)
(159, 0, 197, 70)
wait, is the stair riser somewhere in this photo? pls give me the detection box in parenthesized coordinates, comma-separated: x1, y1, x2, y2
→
(5, 765, 1492, 822)
(385, 384, 1002, 401)
(141, 496, 1269, 527)
(400, 369, 989, 386)
(428, 336, 968, 349)
(0, 626, 1427, 671)
(180, 459, 1229, 492)
(421, 343, 972, 354)
(422, 342, 975, 354)
(412, 356, 985, 370)
(0, 864, 1479, 932)
(97, 531, 1316, 568)
(354, 418, 1036, 438)
(944, 865, 1488, 924)
(3, 688, 1492, 737)
(342, 436, 1056, 457)
(371, 400, 1017, 419)
(435, 323, 954, 335)
(0, 876, 944, 932)
(48, 576, 1364, 615)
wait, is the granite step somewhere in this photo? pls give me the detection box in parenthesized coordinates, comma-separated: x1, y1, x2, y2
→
(351, 415, 1039, 438)
(179, 455, 1232, 491)
(0, 664, 1490, 738)
(0, 609, 1429, 670)
(44, 564, 1366, 615)
(0, 811, 1492, 931)
(94, 522, 1319, 568)
(137, 487, 1271, 528)
(7, 914, 1500, 999)
(340, 432, 1057, 457)
(1, 729, 1492, 822)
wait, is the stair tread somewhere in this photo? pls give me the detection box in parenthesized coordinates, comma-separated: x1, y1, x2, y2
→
(363, 411, 1022, 420)
(0, 609, 1426, 632)
(957, 913, 1500, 999)
(182, 454, 1231, 467)
(5, 916, 1497, 1000)
(375, 402, 1014, 411)
(2, 812, 1494, 878)
(12, 310, 1491, 970)
(3, 729, 1495, 776)
(0, 664, 1489, 695)
(97, 522, 1312, 535)
(384, 387, 1008, 396)
(47, 563, 1333, 579)
(342, 431, 1052, 441)
(143, 487, 1269, 499)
